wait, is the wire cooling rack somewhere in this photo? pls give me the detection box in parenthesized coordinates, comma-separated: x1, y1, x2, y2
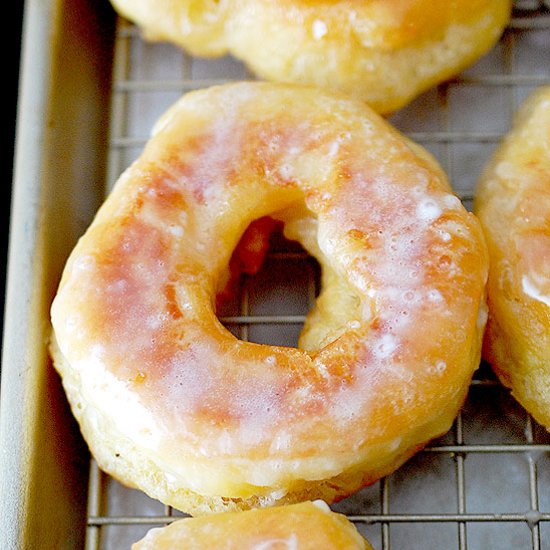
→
(86, 3, 550, 548)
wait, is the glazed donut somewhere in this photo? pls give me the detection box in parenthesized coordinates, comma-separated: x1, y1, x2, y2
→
(475, 87, 550, 428)
(109, 0, 511, 114)
(50, 82, 488, 515)
(131, 501, 372, 549)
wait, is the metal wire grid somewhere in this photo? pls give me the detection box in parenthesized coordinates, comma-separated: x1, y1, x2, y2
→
(85, 3, 550, 549)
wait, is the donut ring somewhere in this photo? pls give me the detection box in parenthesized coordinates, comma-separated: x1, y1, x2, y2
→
(50, 82, 488, 514)
(475, 87, 550, 428)
(132, 501, 372, 549)
(109, 0, 511, 114)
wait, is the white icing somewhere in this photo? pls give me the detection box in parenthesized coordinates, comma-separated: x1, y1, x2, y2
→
(64, 314, 79, 333)
(411, 185, 426, 197)
(165, 472, 177, 484)
(329, 385, 367, 424)
(443, 195, 462, 210)
(314, 360, 330, 380)
(477, 304, 488, 329)
(217, 430, 233, 453)
(146, 314, 166, 329)
(416, 199, 442, 222)
(294, 386, 312, 400)
(169, 225, 183, 237)
(91, 343, 106, 358)
(279, 163, 294, 180)
(522, 276, 550, 307)
(428, 360, 447, 376)
(269, 432, 291, 452)
(73, 255, 95, 272)
(253, 534, 298, 549)
(312, 500, 331, 512)
(312, 19, 328, 39)
(328, 140, 340, 157)
(373, 333, 398, 360)
(427, 289, 443, 302)
(78, 357, 161, 448)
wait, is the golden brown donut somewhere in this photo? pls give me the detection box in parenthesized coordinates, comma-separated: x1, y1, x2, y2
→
(108, 0, 511, 114)
(50, 82, 488, 515)
(131, 501, 373, 549)
(475, 86, 550, 428)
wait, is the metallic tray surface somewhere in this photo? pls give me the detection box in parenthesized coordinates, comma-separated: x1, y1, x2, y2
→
(2, 1, 550, 548)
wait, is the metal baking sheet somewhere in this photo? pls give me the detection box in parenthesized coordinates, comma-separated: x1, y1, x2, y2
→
(2, 1, 550, 549)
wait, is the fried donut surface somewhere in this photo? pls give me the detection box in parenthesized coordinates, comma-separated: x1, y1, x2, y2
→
(475, 87, 550, 428)
(108, 0, 511, 114)
(50, 82, 488, 514)
(132, 501, 372, 549)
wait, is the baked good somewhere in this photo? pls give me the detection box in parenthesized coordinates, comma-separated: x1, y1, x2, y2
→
(474, 86, 550, 427)
(131, 501, 372, 549)
(108, 0, 511, 114)
(50, 82, 488, 514)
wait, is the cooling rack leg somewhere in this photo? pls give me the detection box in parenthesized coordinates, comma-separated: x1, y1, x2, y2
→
(85, 460, 103, 550)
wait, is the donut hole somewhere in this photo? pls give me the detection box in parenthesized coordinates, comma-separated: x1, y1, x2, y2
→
(216, 216, 321, 348)
(215, 211, 367, 353)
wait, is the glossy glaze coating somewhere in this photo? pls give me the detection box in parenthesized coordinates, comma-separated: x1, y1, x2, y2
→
(475, 86, 550, 428)
(109, 0, 511, 113)
(51, 82, 488, 514)
(132, 501, 372, 549)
